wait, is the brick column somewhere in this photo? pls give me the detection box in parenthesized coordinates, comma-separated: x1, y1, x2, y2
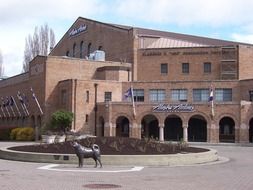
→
(104, 122, 116, 137)
(208, 121, 219, 143)
(159, 125, 164, 142)
(183, 125, 188, 142)
(130, 122, 141, 139)
(239, 124, 249, 143)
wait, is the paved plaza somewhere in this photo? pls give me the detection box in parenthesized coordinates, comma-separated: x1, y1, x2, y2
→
(0, 142, 253, 190)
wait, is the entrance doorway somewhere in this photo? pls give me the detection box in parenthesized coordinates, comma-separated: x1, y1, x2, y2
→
(219, 117, 235, 143)
(116, 116, 129, 137)
(164, 115, 183, 141)
(141, 114, 159, 139)
(188, 115, 207, 142)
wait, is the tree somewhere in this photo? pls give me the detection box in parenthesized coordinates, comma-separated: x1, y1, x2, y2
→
(22, 24, 55, 72)
(0, 50, 4, 78)
(51, 110, 74, 132)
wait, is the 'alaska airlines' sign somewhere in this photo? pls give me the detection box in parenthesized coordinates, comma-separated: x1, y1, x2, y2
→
(153, 104, 194, 112)
(69, 24, 87, 37)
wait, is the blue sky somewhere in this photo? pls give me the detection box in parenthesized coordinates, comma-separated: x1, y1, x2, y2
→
(1, 0, 253, 77)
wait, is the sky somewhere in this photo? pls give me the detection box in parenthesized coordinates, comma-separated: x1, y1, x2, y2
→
(1, 0, 253, 77)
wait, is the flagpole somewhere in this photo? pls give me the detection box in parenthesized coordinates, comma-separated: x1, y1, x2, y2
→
(1, 106, 6, 118)
(11, 96, 21, 117)
(209, 84, 215, 119)
(5, 105, 11, 117)
(31, 88, 44, 115)
(130, 84, 136, 119)
(17, 92, 28, 116)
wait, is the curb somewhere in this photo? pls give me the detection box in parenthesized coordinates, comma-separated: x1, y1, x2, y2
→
(0, 146, 218, 166)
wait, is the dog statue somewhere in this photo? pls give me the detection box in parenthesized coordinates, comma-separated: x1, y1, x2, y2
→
(71, 141, 102, 168)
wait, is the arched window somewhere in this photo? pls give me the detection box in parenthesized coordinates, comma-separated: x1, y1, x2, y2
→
(87, 43, 92, 56)
(73, 43, 76, 57)
(80, 41, 84, 58)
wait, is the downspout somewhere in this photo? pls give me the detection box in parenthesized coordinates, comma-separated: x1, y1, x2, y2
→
(73, 79, 77, 131)
(94, 83, 98, 136)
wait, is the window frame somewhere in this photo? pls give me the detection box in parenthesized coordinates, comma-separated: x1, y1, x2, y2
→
(133, 89, 144, 102)
(149, 89, 166, 102)
(193, 89, 209, 102)
(215, 88, 232, 102)
(104, 91, 112, 102)
(182, 63, 189, 74)
(160, 63, 168, 74)
(171, 89, 188, 102)
(204, 62, 211, 73)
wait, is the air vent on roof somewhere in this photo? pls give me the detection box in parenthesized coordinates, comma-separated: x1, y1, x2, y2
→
(88, 50, 105, 61)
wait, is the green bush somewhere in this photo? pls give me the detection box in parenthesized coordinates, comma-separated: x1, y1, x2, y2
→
(10, 128, 20, 140)
(10, 127, 35, 141)
(0, 128, 12, 140)
(51, 110, 74, 132)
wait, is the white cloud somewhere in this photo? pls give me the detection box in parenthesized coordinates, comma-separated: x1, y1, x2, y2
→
(231, 33, 253, 44)
(2, 0, 253, 76)
(114, 0, 253, 27)
(0, 0, 106, 77)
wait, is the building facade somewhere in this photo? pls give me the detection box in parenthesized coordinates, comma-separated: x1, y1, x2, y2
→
(1, 17, 253, 143)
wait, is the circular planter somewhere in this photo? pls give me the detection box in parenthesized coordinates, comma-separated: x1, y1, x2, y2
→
(55, 135, 66, 143)
(0, 146, 218, 166)
(41, 135, 56, 144)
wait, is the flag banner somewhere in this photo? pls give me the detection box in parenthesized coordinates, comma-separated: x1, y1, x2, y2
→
(124, 86, 136, 118)
(31, 87, 44, 115)
(209, 86, 214, 118)
(0, 101, 6, 118)
(2, 97, 10, 117)
(124, 88, 132, 100)
(8, 96, 16, 117)
(17, 91, 29, 116)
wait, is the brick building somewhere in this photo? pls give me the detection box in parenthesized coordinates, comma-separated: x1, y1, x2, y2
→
(1, 17, 253, 143)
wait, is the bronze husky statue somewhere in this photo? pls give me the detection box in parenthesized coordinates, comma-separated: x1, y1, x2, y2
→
(71, 141, 102, 168)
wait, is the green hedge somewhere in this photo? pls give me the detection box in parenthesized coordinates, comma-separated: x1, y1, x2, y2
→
(10, 127, 35, 141)
(0, 128, 12, 140)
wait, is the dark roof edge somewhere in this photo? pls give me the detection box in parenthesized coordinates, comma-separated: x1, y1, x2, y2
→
(50, 17, 134, 55)
(135, 27, 253, 46)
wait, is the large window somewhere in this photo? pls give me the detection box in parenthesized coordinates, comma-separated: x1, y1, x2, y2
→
(86, 91, 89, 103)
(87, 43, 92, 56)
(73, 43, 76, 57)
(133, 89, 144, 102)
(249, 90, 253, 101)
(149, 89, 165, 102)
(193, 89, 209, 102)
(104, 92, 112, 102)
(215, 88, 232, 102)
(160, 63, 168, 74)
(204, 62, 211, 73)
(80, 41, 84, 58)
(182, 63, 189, 74)
(61, 90, 67, 105)
(171, 89, 188, 101)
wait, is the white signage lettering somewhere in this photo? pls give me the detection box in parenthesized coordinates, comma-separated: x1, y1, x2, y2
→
(69, 25, 87, 37)
(153, 104, 194, 112)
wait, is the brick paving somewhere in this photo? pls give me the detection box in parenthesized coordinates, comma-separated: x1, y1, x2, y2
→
(0, 142, 253, 190)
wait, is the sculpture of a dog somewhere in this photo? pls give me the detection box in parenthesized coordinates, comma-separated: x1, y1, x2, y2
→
(71, 141, 102, 168)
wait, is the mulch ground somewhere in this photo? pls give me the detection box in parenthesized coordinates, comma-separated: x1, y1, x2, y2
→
(9, 137, 208, 155)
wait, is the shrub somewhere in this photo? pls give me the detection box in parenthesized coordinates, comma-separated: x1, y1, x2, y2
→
(10, 127, 35, 141)
(10, 128, 20, 140)
(0, 128, 12, 140)
(51, 110, 74, 132)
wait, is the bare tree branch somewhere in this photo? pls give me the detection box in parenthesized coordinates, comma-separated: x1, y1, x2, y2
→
(22, 24, 55, 72)
(0, 50, 4, 77)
